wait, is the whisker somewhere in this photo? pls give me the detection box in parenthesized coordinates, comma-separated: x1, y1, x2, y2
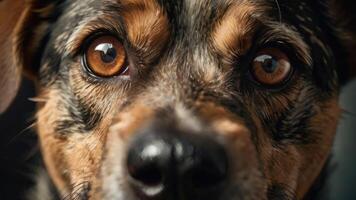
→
(274, 0, 282, 23)
(28, 97, 48, 103)
(4, 121, 37, 148)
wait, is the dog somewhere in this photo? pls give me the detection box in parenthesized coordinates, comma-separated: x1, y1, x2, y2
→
(0, 0, 355, 199)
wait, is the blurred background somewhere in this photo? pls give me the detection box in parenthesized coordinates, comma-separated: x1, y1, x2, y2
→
(0, 79, 355, 200)
(329, 80, 356, 200)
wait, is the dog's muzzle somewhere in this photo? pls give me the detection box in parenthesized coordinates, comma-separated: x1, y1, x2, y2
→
(126, 129, 228, 200)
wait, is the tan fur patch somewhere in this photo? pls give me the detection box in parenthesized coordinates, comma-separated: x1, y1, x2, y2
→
(120, 0, 170, 62)
(36, 89, 107, 197)
(295, 98, 340, 198)
(212, 1, 264, 64)
(196, 101, 267, 198)
(196, 102, 249, 140)
(36, 89, 70, 195)
(255, 97, 341, 199)
(110, 104, 154, 140)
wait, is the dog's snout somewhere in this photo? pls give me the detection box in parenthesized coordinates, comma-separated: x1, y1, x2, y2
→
(127, 134, 171, 190)
(126, 131, 228, 199)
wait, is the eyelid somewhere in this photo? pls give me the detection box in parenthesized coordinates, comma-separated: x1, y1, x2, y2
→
(258, 42, 292, 58)
(82, 31, 124, 53)
(65, 18, 126, 57)
(252, 41, 310, 74)
(254, 24, 312, 67)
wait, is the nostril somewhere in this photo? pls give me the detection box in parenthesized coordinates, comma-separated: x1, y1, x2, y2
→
(128, 163, 163, 186)
(182, 140, 228, 190)
(126, 137, 172, 195)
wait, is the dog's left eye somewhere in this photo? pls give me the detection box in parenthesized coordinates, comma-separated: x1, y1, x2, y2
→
(83, 35, 128, 77)
(250, 48, 292, 86)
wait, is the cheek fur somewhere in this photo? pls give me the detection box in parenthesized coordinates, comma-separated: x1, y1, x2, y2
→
(36, 89, 107, 197)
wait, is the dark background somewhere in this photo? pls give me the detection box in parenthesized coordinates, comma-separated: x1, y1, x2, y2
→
(0, 79, 355, 200)
(0, 79, 38, 200)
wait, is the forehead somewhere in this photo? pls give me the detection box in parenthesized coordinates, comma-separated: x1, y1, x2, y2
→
(58, 0, 326, 53)
(58, 0, 315, 55)
(63, 0, 318, 31)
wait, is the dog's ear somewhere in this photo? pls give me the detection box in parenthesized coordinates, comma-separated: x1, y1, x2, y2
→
(0, 1, 25, 113)
(0, 0, 60, 113)
(329, 0, 356, 84)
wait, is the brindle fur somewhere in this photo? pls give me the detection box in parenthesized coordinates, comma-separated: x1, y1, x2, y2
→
(0, 0, 355, 200)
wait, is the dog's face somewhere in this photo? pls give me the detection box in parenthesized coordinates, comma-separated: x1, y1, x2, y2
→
(1, 0, 355, 199)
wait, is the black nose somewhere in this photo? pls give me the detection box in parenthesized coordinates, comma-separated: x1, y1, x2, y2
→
(126, 132, 228, 199)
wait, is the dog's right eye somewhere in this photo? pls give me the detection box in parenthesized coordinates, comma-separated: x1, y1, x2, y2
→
(83, 35, 128, 77)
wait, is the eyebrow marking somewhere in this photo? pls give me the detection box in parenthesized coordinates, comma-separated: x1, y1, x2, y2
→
(212, 1, 265, 64)
(211, 1, 311, 67)
(118, 0, 170, 62)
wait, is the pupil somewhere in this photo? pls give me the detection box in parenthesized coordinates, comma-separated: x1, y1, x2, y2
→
(257, 55, 278, 73)
(95, 43, 117, 63)
(101, 48, 117, 63)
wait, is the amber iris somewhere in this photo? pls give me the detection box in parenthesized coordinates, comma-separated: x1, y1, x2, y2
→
(85, 35, 127, 77)
(251, 48, 292, 86)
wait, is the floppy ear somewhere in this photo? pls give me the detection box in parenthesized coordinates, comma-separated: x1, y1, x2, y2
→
(329, 0, 356, 84)
(0, 0, 60, 113)
(0, 1, 25, 113)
